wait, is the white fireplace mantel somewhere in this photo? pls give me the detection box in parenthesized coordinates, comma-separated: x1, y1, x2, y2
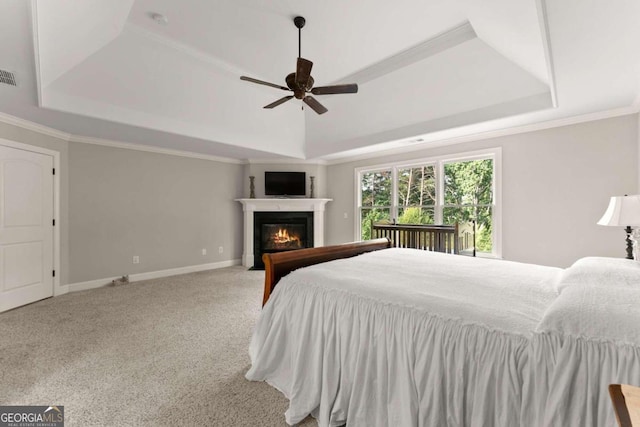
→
(235, 198, 332, 267)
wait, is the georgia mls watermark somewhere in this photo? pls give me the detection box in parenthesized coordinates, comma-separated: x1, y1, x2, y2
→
(0, 406, 64, 427)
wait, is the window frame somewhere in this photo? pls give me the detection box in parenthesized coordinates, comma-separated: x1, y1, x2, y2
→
(355, 147, 502, 258)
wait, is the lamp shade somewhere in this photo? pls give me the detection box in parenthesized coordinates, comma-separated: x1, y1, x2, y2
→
(597, 195, 640, 226)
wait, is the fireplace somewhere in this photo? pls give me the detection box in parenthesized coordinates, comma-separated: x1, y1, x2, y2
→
(253, 211, 314, 269)
(236, 198, 331, 268)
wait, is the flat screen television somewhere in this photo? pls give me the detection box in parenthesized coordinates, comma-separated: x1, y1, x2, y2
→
(265, 171, 306, 197)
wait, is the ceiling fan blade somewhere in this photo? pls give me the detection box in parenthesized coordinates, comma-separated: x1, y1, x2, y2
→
(240, 76, 289, 91)
(264, 95, 294, 109)
(311, 84, 358, 95)
(303, 96, 328, 115)
(295, 58, 313, 88)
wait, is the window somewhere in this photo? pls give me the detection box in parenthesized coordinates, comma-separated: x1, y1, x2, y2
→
(443, 159, 494, 253)
(397, 165, 436, 225)
(356, 149, 501, 257)
(360, 170, 392, 241)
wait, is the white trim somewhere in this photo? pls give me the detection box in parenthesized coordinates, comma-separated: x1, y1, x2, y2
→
(0, 112, 71, 141)
(0, 112, 245, 164)
(322, 106, 640, 165)
(493, 148, 503, 258)
(67, 259, 242, 293)
(436, 161, 445, 224)
(334, 21, 476, 85)
(0, 103, 636, 169)
(247, 158, 328, 165)
(535, 0, 558, 107)
(0, 138, 62, 297)
(354, 147, 500, 174)
(0, 104, 637, 169)
(68, 135, 245, 164)
(29, 0, 43, 107)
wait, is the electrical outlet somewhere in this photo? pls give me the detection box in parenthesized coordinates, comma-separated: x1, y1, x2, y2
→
(343, 212, 348, 219)
(133, 255, 140, 264)
(218, 246, 223, 254)
(202, 248, 207, 255)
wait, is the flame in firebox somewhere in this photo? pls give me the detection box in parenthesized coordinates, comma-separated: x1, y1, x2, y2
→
(273, 228, 301, 245)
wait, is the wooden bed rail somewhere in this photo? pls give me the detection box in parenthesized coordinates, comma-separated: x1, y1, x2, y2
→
(372, 223, 459, 254)
(261, 238, 391, 306)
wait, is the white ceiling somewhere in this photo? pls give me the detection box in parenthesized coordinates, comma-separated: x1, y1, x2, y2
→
(0, 0, 638, 161)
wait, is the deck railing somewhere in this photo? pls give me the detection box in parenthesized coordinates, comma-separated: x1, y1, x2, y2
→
(371, 222, 476, 256)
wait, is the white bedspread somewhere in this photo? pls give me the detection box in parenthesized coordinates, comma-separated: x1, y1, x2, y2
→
(532, 257, 640, 426)
(246, 249, 560, 426)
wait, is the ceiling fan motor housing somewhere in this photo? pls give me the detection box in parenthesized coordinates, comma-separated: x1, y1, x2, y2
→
(286, 72, 314, 99)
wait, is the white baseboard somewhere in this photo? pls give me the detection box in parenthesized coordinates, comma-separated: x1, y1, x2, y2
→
(67, 259, 242, 293)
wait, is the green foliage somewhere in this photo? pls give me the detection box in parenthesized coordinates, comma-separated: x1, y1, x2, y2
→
(361, 170, 392, 207)
(476, 225, 492, 252)
(397, 207, 434, 225)
(359, 158, 494, 252)
(443, 159, 493, 252)
(361, 208, 390, 240)
(397, 166, 436, 207)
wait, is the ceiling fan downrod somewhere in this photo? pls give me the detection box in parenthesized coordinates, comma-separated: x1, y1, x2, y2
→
(294, 16, 305, 58)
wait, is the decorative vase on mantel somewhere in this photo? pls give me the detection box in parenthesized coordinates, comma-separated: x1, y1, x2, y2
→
(310, 176, 315, 198)
(249, 176, 256, 199)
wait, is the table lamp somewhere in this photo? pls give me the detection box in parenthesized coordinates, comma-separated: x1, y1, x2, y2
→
(597, 194, 640, 260)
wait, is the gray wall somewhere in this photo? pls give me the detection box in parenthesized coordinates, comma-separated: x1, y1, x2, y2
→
(0, 113, 637, 284)
(68, 142, 244, 283)
(0, 122, 70, 287)
(244, 163, 327, 198)
(325, 114, 639, 268)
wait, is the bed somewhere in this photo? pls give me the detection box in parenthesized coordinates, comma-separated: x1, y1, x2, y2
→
(245, 240, 640, 426)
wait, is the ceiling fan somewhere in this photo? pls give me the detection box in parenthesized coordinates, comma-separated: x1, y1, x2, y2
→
(240, 16, 358, 115)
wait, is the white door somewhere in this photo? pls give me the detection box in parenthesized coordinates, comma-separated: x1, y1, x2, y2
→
(0, 145, 54, 312)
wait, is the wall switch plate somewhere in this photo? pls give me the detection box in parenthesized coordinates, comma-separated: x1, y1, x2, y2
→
(133, 255, 140, 264)
(343, 212, 348, 219)
(218, 246, 223, 254)
(202, 248, 207, 255)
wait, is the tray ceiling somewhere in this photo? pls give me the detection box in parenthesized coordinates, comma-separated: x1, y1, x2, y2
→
(0, 0, 638, 161)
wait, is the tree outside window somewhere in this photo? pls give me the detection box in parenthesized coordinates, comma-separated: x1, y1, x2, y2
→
(397, 165, 436, 225)
(360, 170, 392, 240)
(357, 151, 498, 257)
(443, 159, 493, 253)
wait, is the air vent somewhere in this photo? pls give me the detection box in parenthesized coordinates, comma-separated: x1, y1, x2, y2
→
(0, 69, 17, 87)
(400, 137, 425, 145)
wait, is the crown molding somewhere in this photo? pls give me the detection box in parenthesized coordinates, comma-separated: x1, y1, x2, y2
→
(1, 104, 637, 168)
(334, 21, 476, 85)
(0, 112, 71, 140)
(0, 112, 245, 164)
(69, 135, 245, 164)
(536, 0, 558, 108)
(321, 105, 640, 165)
(29, 0, 43, 107)
(246, 157, 328, 165)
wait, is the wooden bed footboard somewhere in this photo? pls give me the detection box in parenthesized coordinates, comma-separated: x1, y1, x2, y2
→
(261, 238, 391, 306)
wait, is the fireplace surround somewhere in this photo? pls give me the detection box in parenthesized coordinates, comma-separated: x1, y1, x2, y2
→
(236, 198, 332, 268)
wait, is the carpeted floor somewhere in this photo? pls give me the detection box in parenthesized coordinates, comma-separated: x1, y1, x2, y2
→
(0, 266, 317, 426)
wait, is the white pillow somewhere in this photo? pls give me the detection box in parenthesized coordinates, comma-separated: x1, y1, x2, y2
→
(556, 257, 640, 292)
